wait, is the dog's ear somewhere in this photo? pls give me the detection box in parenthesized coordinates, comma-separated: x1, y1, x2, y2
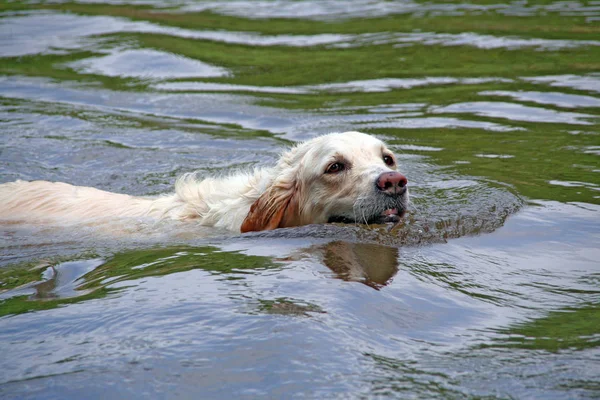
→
(240, 182, 300, 233)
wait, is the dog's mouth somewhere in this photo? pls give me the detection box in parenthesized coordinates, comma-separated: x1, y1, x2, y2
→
(328, 207, 406, 225)
(379, 207, 405, 223)
(327, 188, 409, 226)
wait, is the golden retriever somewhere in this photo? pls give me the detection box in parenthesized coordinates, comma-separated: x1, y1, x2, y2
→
(0, 131, 409, 232)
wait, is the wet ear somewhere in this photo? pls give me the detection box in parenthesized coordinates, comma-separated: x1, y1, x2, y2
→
(240, 181, 300, 233)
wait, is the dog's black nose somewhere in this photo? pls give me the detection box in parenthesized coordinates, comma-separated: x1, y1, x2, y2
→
(376, 172, 408, 194)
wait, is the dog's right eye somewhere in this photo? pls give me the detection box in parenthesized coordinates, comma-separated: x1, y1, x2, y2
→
(326, 162, 345, 174)
(383, 155, 395, 167)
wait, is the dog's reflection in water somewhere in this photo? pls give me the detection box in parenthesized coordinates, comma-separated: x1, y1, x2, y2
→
(20, 241, 399, 302)
(319, 241, 399, 289)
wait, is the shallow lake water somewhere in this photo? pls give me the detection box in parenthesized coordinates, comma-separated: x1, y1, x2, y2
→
(1, 1, 599, 398)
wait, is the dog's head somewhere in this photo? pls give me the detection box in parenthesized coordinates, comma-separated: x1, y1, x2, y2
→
(241, 131, 409, 232)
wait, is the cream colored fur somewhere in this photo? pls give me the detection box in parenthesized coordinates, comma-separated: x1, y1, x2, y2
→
(0, 131, 408, 232)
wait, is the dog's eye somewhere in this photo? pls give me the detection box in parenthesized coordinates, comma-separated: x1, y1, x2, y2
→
(383, 155, 395, 166)
(326, 162, 345, 174)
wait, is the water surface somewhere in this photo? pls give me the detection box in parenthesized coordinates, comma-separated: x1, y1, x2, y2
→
(1, 1, 599, 398)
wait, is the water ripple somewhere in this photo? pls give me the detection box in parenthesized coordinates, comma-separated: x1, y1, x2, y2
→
(68, 49, 230, 79)
(524, 74, 600, 94)
(481, 90, 600, 108)
(431, 101, 598, 125)
(1, 12, 597, 59)
(179, 0, 600, 20)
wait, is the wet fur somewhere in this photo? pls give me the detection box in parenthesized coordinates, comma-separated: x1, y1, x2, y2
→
(0, 131, 408, 232)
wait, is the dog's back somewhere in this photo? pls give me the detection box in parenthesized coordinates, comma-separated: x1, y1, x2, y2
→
(0, 180, 157, 221)
(0, 171, 269, 230)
